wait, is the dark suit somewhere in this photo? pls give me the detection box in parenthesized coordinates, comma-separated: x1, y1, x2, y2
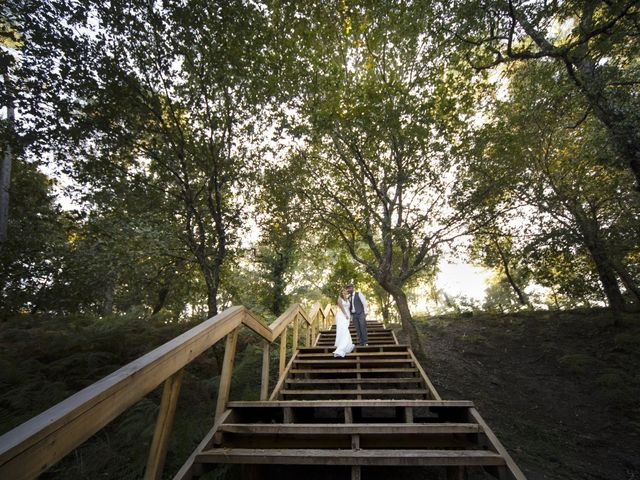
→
(349, 292, 368, 345)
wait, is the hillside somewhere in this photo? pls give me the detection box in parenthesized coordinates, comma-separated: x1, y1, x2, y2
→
(409, 310, 640, 480)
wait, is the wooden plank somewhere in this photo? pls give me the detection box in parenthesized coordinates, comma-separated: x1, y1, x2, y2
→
(404, 407, 414, 423)
(286, 377, 421, 384)
(352, 465, 361, 480)
(292, 317, 299, 352)
(260, 340, 270, 401)
(407, 347, 442, 401)
(297, 351, 410, 358)
(469, 408, 527, 480)
(294, 359, 414, 365)
(0, 306, 245, 480)
(196, 448, 506, 466)
(269, 304, 300, 340)
(172, 410, 233, 480)
(279, 329, 288, 378)
(215, 327, 240, 418)
(344, 407, 353, 424)
(241, 309, 273, 341)
(298, 345, 409, 353)
(351, 433, 360, 449)
(281, 389, 427, 395)
(289, 368, 418, 374)
(228, 400, 474, 408)
(218, 423, 482, 434)
(283, 407, 294, 424)
(144, 369, 184, 480)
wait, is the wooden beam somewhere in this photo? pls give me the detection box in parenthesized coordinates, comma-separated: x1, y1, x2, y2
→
(292, 317, 299, 353)
(144, 369, 184, 480)
(218, 423, 481, 434)
(228, 400, 474, 408)
(196, 448, 506, 466)
(172, 410, 232, 480)
(260, 340, 270, 401)
(279, 329, 288, 378)
(0, 306, 244, 480)
(269, 305, 299, 339)
(242, 309, 272, 341)
(406, 347, 442, 400)
(352, 466, 361, 480)
(215, 327, 240, 419)
(269, 351, 299, 401)
(468, 408, 527, 480)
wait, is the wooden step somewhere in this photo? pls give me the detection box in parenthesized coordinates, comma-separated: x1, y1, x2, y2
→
(299, 345, 409, 353)
(196, 448, 505, 466)
(297, 352, 410, 359)
(280, 389, 427, 396)
(294, 359, 414, 366)
(227, 400, 473, 408)
(289, 368, 418, 375)
(286, 377, 421, 385)
(218, 423, 481, 434)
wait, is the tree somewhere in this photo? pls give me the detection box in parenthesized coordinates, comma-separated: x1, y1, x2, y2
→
(470, 228, 531, 307)
(460, 59, 639, 312)
(252, 162, 306, 316)
(283, 1, 479, 354)
(0, 160, 69, 314)
(453, 0, 640, 189)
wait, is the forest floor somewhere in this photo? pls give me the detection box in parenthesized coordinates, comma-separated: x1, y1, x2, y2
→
(403, 309, 640, 480)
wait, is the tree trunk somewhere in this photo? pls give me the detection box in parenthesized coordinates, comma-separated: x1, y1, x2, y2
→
(386, 284, 425, 359)
(380, 295, 391, 325)
(585, 241, 626, 312)
(613, 263, 640, 304)
(0, 103, 14, 250)
(493, 240, 528, 306)
(206, 283, 218, 318)
(101, 281, 115, 316)
(152, 287, 170, 315)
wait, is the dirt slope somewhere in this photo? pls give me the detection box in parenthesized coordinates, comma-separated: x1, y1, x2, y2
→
(406, 310, 640, 480)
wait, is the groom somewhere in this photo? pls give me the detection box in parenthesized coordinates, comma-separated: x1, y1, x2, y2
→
(346, 284, 368, 346)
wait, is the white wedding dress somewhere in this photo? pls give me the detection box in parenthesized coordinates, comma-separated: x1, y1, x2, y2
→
(333, 298, 355, 357)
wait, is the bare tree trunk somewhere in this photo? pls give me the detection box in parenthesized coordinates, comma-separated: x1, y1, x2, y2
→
(0, 102, 14, 250)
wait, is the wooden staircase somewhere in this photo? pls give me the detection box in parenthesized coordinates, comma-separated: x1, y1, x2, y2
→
(178, 320, 526, 480)
(0, 304, 525, 480)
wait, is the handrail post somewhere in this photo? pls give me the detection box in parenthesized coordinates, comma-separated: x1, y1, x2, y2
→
(292, 317, 299, 353)
(260, 339, 270, 400)
(215, 327, 240, 419)
(278, 328, 287, 377)
(144, 369, 183, 480)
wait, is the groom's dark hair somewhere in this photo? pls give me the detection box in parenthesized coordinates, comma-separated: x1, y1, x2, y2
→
(346, 284, 354, 288)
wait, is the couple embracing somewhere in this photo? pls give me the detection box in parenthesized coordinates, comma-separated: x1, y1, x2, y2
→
(333, 284, 368, 358)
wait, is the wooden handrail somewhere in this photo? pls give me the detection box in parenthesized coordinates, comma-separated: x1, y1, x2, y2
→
(0, 301, 329, 480)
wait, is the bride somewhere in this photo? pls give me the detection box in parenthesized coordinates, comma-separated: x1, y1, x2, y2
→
(333, 288, 355, 357)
